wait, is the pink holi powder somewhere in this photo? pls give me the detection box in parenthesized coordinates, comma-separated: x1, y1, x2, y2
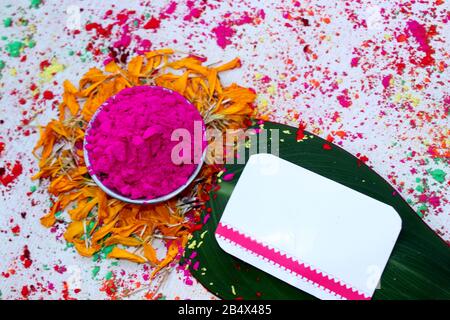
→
(212, 23, 236, 49)
(382, 74, 393, 89)
(337, 93, 352, 108)
(405, 20, 436, 67)
(85, 86, 205, 200)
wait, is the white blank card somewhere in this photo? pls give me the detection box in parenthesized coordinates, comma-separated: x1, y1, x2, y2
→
(215, 154, 401, 300)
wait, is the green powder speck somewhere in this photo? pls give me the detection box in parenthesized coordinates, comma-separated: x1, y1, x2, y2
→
(101, 244, 115, 256)
(3, 17, 12, 27)
(91, 266, 100, 278)
(30, 0, 42, 9)
(105, 271, 113, 280)
(429, 169, 446, 183)
(26, 40, 36, 48)
(5, 41, 25, 57)
(0, 60, 5, 70)
(417, 204, 427, 217)
(30, 185, 37, 193)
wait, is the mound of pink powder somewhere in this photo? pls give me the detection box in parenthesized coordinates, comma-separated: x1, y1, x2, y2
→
(85, 86, 205, 200)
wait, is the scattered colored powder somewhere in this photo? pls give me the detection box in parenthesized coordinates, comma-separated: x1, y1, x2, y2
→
(143, 17, 160, 30)
(3, 17, 12, 27)
(337, 94, 352, 108)
(429, 169, 446, 183)
(30, 0, 42, 9)
(5, 41, 25, 57)
(222, 173, 235, 181)
(42, 90, 54, 100)
(382, 74, 393, 89)
(85, 86, 206, 200)
(405, 20, 436, 67)
(19, 245, 32, 268)
(39, 59, 65, 82)
(91, 266, 100, 278)
(0, 161, 23, 186)
(105, 271, 113, 280)
(0, 60, 5, 70)
(212, 23, 236, 49)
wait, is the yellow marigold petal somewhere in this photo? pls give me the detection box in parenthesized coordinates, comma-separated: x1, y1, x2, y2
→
(143, 243, 160, 265)
(167, 57, 209, 76)
(63, 92, 80, 116)
(215, 57, 241, 72)
(104, 60, 121, 73)
(104, 235, 142, 247)
(151, 240, 179, 278)
(79, 68, 107, 89)
(144, 48, 174, 59)
(40, 200, 61, 227)
(127, 55, 144, 77)
(73, 240, 99, 257)
(64, 221, 84, 242)
(107, 247, 146, 263)
(63, 79, 78, 94)
(91, 218, 118, 244)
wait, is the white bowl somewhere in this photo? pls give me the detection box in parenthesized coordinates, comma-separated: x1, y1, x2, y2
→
(83, 86, 205, 205)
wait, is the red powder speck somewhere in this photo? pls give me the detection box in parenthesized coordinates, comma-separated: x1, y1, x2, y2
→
(53, 265, 67, 274)
(43, 90, 54, 100)
(39, 60, 50, 71)
(143, 17, 160, 30)
(11, 225, 20, 235)
(20, 245, 32, 269)
(100, 279, 118, 300)
(296, 122, 307, 141)
(85, 22, 113, 38)
(322, 143, 332, 150)
(21, 285, 30, 299)
(62, 281, 76, 300)
(0, 142, 5, 155)
(0, 161, 23, 187)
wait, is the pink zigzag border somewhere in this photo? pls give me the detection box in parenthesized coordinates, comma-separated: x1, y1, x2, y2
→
(216, 222, 371, 300)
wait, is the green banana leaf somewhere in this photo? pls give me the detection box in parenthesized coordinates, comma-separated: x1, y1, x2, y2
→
(183, 122, 450, 300)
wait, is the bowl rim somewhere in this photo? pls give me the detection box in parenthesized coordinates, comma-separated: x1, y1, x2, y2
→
(83, 85, 206, 205)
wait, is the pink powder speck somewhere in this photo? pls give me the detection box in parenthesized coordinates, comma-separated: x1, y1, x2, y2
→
(382, 74, 392, 89)
(85, 86, 205, 200)
(350, 57, 359, 67)
(212, 23, 236, 49)
(337, 94, 352, 108)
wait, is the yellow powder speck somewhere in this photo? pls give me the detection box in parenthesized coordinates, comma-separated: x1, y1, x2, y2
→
(40, 59, 65, 83)
(187, 240, 197, 249)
